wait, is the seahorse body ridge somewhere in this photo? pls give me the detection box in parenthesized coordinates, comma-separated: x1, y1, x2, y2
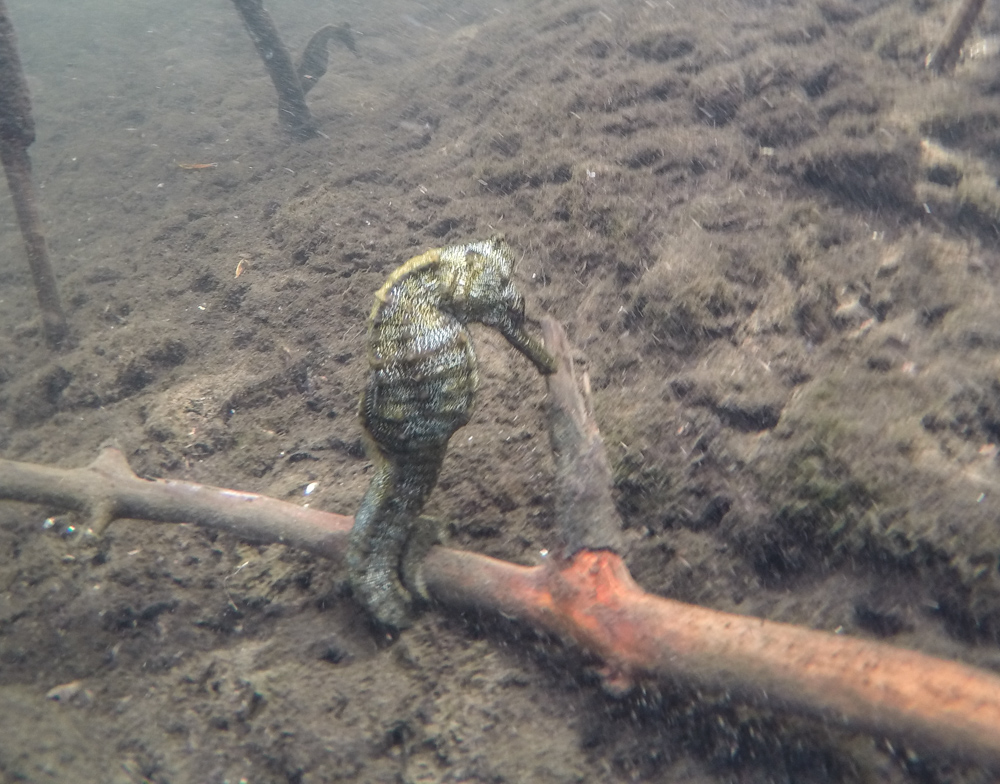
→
(347, 235, 555, 628)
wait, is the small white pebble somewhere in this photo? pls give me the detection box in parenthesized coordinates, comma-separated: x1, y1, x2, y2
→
(46, 680, 83, 702)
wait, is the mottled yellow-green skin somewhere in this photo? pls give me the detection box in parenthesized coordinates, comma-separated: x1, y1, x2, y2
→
(347, 236, 555, 628)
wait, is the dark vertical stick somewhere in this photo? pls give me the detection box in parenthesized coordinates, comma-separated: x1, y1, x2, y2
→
(925, 0, 986, 74)
(0, 0, 68, 347)
(230, 0, 316, 140)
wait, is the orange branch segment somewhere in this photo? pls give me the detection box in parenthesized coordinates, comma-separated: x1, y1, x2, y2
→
(424, 545, 1000, 768)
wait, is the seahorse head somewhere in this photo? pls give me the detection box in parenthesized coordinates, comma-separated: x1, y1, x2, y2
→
(441, 235, 526, 333)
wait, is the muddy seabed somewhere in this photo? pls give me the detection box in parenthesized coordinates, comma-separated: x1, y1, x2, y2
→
(3, 0, 1000, 781)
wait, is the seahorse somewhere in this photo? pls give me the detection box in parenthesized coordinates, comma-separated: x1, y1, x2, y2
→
(347, 235, 556, 629)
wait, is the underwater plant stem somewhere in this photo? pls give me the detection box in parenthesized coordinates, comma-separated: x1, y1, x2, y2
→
(0, 0, 68, 347)
(230, 0, 316, 140)
(297, 24, 355, 96)
(925, 0, 986, 73)
(542, 317, 624, 556)
(1, 322, 1000, 766)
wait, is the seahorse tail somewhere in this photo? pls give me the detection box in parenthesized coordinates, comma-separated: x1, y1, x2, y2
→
(347, 461, 412, 628)
(347, 450, 446, 628)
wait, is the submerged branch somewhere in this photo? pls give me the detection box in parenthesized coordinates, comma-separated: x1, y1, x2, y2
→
(1, 319, 999, 768)
(230, 2, 355, 138)
(925, 0, 986, 73)
(231, 0, 316, 140)
(0, 0, 68, 346)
